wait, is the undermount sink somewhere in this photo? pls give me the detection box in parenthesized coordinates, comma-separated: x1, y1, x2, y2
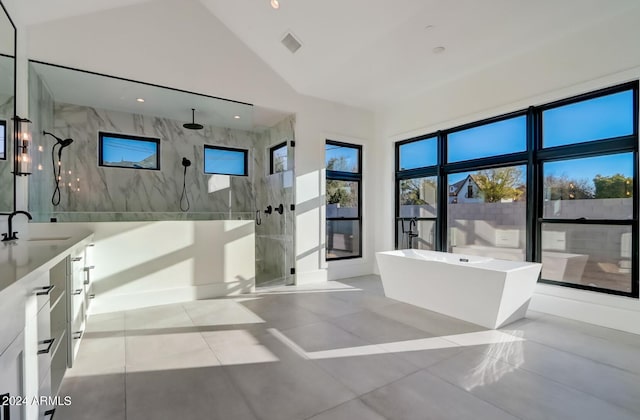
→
(27, 237, 72, 242)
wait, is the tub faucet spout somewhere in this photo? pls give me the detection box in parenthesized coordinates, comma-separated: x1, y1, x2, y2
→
(407, 218, 418, 249)
(2, 210, 33, 242)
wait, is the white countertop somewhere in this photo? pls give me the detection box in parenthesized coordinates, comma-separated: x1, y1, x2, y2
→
(0, 231, 93, 294)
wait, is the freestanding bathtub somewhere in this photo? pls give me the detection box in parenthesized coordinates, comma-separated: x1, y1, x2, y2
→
(376, 249, 542, 329)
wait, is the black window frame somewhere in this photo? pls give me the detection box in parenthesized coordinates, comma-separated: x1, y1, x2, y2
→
(269, 141, 288, 175)
(0, 120, 5, 160)
(394, 81, 639, 298)
(203, 144, 249, 177)
(326, 139, 362, 261)
(98, 131, 161, 171)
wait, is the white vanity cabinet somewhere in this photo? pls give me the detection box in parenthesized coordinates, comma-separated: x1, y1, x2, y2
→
(0, 232, 94, 420)
(0, 332, 25, 420)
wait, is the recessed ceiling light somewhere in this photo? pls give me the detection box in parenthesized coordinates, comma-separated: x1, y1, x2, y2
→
(432, 46, 446, 54)
(234, 115, 240, 119)
(136, 98, 145, 103)
(270, 0, 279, 9)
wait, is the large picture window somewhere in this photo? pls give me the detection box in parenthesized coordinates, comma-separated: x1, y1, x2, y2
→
(394, 81, 638, 298)
(204, 145, 248, 176)
(326, 140, 362, 260)
(98, 132, 160, 170)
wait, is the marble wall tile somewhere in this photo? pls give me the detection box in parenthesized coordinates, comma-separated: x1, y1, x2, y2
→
(0, 93, 14, 211)
(27, 67, 296, 285)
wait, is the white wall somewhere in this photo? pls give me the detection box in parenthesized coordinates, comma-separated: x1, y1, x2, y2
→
(374, 7, 640, 334)
(30, 220, 255, 313)
(25, 0, 375, 284)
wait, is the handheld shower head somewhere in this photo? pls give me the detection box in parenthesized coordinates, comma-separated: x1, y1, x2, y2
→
(60, 138, 74, 148)
(43, 131, 74, 147)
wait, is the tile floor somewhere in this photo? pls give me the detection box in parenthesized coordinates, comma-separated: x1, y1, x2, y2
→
(56, 275, 640, 420)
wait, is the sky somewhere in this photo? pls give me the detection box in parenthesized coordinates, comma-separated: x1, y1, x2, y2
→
(102, 136, 157, 164)
(398, 89, 634, 186)
(326, 144, 358, 172)
(205, 147, 246, 175)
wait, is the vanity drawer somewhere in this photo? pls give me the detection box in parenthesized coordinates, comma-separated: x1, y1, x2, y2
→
(38, 369, 53, 419)
(37, 304, 53, 389)
(0, 332, 25, 420)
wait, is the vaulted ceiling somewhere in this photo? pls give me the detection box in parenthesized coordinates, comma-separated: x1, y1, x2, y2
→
(17, 0, 640, 111)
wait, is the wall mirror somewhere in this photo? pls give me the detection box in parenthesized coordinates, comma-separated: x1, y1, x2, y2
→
(0, 1, 15, 212)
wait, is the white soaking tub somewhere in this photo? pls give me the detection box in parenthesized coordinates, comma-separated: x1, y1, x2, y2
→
(375, 249, 542, 329)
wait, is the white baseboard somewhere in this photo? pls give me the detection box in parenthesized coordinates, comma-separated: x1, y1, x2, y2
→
(530, 291, 640, 335)
(295, 269, 328, 285)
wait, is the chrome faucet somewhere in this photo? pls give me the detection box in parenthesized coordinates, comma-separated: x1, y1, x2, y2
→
(2, 210, 33, 242)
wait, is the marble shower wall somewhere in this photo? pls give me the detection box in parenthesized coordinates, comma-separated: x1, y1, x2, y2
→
(29, 102, 262, 215)
(254, 116, 295, 285)
(28, 66, 55, 216)
(28, 65, 296, 285)
(0, 93, 14, 211)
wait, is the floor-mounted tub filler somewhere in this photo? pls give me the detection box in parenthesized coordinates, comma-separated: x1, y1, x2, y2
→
(376, 249, 542, 329)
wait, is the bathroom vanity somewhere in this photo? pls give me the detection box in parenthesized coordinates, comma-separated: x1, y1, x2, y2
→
(0, 232, 94, 420)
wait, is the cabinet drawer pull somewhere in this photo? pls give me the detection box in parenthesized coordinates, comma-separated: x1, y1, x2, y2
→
(71, 256, 83, 262)
(2, 393, 10, 419)
(44, 408, 56, 419)
(38, 338, 55, 355)
(35, 285, 55, 296)
(72, 289, 82, 296)
(73, 331, 83, 340)
(89, 294, 96, 300)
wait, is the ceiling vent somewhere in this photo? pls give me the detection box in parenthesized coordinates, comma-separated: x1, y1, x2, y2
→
(281, 32, 302, 54)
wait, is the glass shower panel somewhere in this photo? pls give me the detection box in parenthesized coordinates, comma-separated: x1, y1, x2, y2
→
(255, 117, 296, 287)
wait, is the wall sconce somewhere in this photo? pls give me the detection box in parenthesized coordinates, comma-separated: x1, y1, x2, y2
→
(13, 116, 32, 176)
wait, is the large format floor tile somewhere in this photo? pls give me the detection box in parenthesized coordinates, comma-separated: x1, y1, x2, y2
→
(503, 316, 640, 375)
(308, 399, 388, 420)
(328, 310, 435, 345)
(55, 275, 640, 420)
(428, 348, 639, 420)
(477, 339, 640, 416)
(126, 366, 257, 420)
(361, 370, 518, 420)
(56, 369, 126, 420)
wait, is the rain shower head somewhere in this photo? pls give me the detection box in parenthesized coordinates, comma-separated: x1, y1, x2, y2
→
(183, 108, 203, 130)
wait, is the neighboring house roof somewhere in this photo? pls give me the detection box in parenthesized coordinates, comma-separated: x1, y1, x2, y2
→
(449, 175, 480, 197)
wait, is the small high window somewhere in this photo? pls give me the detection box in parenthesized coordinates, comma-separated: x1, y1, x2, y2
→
(204, 145, 248, 176)
(98, 132, 160, 170)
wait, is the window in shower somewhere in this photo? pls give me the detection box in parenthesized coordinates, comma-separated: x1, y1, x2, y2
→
(270, 141, 288, 174)
(98, 132, 160, 170)
(0, 120, 5, 160)
(204, 145, 248, 176)
(326, 140, 362, 260)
